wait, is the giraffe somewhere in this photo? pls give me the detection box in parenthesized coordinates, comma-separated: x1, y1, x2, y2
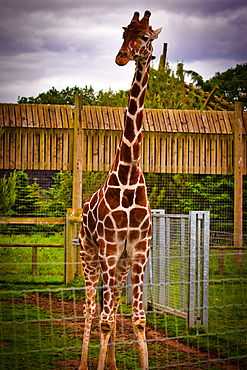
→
(78, 10, 161, 370)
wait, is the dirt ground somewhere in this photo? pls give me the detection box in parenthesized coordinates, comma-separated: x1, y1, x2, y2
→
(14, 295, 244, 370)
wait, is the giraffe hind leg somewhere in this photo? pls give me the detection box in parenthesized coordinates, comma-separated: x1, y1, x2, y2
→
(106, 256, 131, 370)
(79, 237, 100, 370)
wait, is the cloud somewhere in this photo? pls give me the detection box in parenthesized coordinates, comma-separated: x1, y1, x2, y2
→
(0, 0, 246, 102)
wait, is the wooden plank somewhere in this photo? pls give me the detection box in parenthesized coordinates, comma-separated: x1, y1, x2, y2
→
(68, 129, 74, 170)
(20, 105, 28, 127)
(104, 132, 110, 171)
(157, 109, 166, 131)
(3, 104, 9, 127)
(45, 131, 51, 170)
(179, 110, 188, 133)
(143, 133, 149, 172)
(67, 106, 74, 128)
(32, 105, 39, 127)
(228, 111, 235, 132)
(221, 137, 227, 175)
(188, 135, 194, 173)
(15, 105, 22, 128)
(199, 135, 206, 174)
(51, 130, 57, 170)
(39, 129, 45, 170)
(173, 110, 183, 132)
(102, 107, 110, 130)
(190, 111, 199, 133)
(210, 135, 216, 174)
(0, 104, 4, 129)
(168, 109, 177, 132)
(149, 131, 155, 172)
(9, 131, 16, 169)
(160, 134, 166, 173)
(212, 111, 221, 133)
(21, 129, 28, 169)
(0, 217, 65, 225)
(143, 110, 149, 131)
(155, 132, 161, 172)
(43, 105, 50, 128)
(206, 111, 216, 133)
(50, 105, 57, 128)
(118, 107, 125, 130)
(60, 106, 68, 128)
(33, 130, 39, 170)
(95, 106, 104, 129)
(242, 112, 247, 135)
(163, 109, 172, 132)
(63, 130, 69, 170)
(183, 134, 189, 174)
(93, 131, 99, 171)
(0, 131, 4, 168)
(57, 129, 63, 170)
(205, 135, 211, 174)
(9, 104, 16, 127)
(243, 136, 246, 176)
(152, 110, 161, 131)
(194, 135, 200, 173)
(26, 105, 34, 127)
(98, 130, 104, 171)
(184, 110, 194, 133)
(222, 111, 232, 134)
(27, 128, 33, 169)
(4, 129, 10, 168)
(218, 111, 227, 134)
(201, 111, 210, 133)
(227, 136, 233, 174)
(177, 134, 183, 173)
(112, 107, 122, 130)
(195, 111, 205, 133)
(146, 109, 155, 131)
(87, 130, 93, 170)
(216, 136, 222, 174)
(166, 134, 172, 173)
(108, 108, 116, 130)
(90, 106, 98, 131)
(38, 105, 45, 128)
(171, 134, 178, 173)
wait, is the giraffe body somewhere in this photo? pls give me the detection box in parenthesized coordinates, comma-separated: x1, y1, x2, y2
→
(79, 11, 161, 370)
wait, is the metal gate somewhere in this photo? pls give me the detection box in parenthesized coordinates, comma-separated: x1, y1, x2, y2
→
(127, 210, 210, 329)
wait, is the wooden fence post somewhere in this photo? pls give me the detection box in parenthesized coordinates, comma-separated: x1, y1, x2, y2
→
(234, 101, 243, 268)
(73, 95, 83, 210)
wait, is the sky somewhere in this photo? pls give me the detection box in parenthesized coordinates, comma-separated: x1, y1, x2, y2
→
(0, 0, 246, 103)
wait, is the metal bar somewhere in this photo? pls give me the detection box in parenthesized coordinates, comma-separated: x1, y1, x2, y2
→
(165, 217, 170, 307)
(188, 211, 197, 328)
(126, 269, 132, 305)
(159, 216, 166, 306)
(180, 217, 185, 311)
(202, 211, 210, 329)
(197, 214, 202, 321)
(152, 215, 158, 304)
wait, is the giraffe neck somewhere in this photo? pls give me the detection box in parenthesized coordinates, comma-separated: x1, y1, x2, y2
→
(119, 57, 151, 166)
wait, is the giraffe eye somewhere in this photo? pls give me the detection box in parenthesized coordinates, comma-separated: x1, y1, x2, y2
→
(141, 35, 149, 42)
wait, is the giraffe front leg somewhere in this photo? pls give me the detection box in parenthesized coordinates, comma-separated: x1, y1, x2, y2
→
(131, 248, 149, 370)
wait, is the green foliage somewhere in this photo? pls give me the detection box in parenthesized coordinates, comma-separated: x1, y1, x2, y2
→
(81, 171, 107, 204)
(13, 171, 42, 216)
(0, 171, 16, 216)
(203, 63, 247, 106)
(38, 171, 73, 217)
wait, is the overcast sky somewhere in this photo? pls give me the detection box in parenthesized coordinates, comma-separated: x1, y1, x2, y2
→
(0, 0, 246, 103)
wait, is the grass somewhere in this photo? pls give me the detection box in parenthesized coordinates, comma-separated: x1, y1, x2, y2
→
(0, 233, 247, 368)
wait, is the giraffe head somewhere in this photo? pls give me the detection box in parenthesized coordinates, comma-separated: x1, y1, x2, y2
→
(116, 10, 161, 66)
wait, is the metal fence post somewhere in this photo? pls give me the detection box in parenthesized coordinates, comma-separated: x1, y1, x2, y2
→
(188, 211, 197, 328)
(202, 211, 210, 329)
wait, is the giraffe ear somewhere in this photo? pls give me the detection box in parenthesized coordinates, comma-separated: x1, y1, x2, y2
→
(151, 27, 162, 41)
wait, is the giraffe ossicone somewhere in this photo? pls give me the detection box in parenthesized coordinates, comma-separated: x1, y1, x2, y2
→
(78, 10, 161, 370)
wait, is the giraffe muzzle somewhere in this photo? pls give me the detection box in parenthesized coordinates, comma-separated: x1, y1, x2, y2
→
(115, 50, 129, 66)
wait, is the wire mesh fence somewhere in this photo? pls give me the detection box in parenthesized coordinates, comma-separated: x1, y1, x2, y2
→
(0, 169, 247, 369)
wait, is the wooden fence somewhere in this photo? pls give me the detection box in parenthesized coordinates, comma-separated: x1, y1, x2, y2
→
(0, 100, 246, 253)
(0, 102, 246, 175)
